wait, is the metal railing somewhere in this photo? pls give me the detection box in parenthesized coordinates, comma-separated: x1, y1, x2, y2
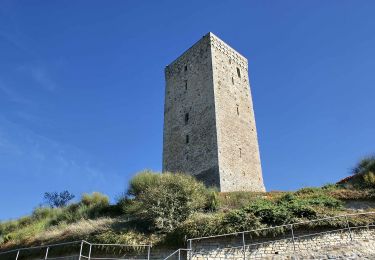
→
(0, 240, 152, 260)
(163, 248, 191, 260)
(186, 211, 375, 259)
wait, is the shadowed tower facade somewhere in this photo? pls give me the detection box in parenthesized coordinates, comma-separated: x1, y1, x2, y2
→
(162, 32, 265, 192)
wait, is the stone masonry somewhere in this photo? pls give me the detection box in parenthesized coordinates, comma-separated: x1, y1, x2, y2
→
(190, 228, 375, 259)
(162, 32, 265, 192)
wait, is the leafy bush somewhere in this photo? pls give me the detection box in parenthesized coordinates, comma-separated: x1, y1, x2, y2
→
(305, 194, 342, 208)
(127, 171, 160, 197)
(245, 199, 293, 225)
(82, 192, 110, 207)
(32, 207, 60, 220)
(124, 171, 217, 232)
(242, 191, 342, 225)
(221, 210, 263, 233)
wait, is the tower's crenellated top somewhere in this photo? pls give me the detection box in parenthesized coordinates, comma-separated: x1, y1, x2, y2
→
(207, 32, 248, 70)
(166, 32, 248, 72)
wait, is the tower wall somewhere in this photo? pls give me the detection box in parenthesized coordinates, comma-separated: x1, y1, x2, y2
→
(210, 34, 265, 192)
(163, 35, 220, 187)
(163, 33, 265, 192)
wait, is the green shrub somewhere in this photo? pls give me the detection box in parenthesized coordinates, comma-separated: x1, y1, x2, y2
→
(245, 199, 293, 225)
(221, 210, 263, 233)
(352, 156, 375, 176)
(343, 156, 375, 189)
(0, 221, 18, 237)
(286, 201, 317, 219)
(295, 187, 322, 195)
(305, 194, 342, 209)
(363, 171, 375, 188)
(206, 188, 220, 211)
(17, 216, 33, 227)
(243, 190, 343, 225)
(218, 191, 264, 209)
(31, 207, 63, 222)
(125, 171, 217, 233)
(127, 170, 159, 197)
(81, 192, 110, 207)
(322, 183, 339, 190)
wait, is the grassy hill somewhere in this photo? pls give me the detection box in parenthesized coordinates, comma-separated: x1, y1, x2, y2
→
(1, 157, 375, 251)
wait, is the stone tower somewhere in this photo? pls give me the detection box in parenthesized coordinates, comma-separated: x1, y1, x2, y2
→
(162, 32, 265, 192)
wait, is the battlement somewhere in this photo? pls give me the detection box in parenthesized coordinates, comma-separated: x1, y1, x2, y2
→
(208, 32, 248, 70)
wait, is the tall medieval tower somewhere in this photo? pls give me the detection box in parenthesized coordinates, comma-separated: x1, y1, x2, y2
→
(162, 32, 265, 192)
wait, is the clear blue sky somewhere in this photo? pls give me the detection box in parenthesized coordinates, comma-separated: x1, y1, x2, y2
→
(1, 1, 374, 220)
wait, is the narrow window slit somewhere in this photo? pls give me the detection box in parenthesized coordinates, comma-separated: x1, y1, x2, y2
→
(185, 113, 189, 124)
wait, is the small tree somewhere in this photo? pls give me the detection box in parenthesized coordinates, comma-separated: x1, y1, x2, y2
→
(44, 191, 75, 208)
(352, 156, 375, 176)
(349, 156, 375, 188)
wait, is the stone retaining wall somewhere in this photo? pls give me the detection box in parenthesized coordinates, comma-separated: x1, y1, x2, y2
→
(190, 228, 375, 259)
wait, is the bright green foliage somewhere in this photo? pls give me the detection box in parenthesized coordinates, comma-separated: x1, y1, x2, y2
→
(124, 171, 218, 232)
(246, 199, 293, 225)
(127, 170, 160, 197)
(244, 190, 342, 226)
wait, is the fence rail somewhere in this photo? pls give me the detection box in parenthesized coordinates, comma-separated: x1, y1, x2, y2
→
(0, 240, 152, 260)
(186, 211, 375, 259)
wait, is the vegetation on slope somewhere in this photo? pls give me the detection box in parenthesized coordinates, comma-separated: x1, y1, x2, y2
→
(1, 157, 375, 251)
(338, 156, 375, 189)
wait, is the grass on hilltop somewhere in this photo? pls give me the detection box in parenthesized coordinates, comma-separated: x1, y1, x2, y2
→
(1, 158, 375, 251)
